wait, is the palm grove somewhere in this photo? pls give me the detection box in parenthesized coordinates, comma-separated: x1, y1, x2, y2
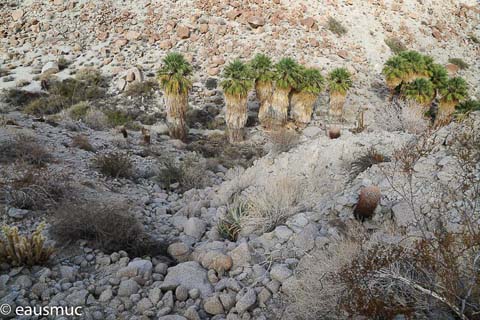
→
(157, 51, 471, 143)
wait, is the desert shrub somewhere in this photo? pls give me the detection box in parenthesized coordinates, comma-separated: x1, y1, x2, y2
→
(327, 17, 347, 36)
(267, 129, 300, 154)
(0, 166, 68, 210)
(0, 68, 10, 77)
(68, 101, 90, 120)
(84, 109, 109, 130)
(186, 107, 221, 129)
(187, 133, 265, 169)
(349, 147, 389, 181)
(243, 176, 305, 234)
(24, 95, 69, 116)
(93, 152, 133, 178)
(48, 77, 106, 105)
(385, 37, 408, 54)
(218, 200, 247, 241)
(123, 80, 157, 98)
(155, 153, 209, 192)
(0, 223, 54, 267)
(75, 67, 106, 86)
(0, 133, 51, 166)
(57, 56, 70, 70)
(71, 134, 95, 152)
(51, 200, 167, 257)
(375, 100, 430, 134)
(455, 99, 480, 117)
(448, 58, 469, 70)
(105, 110, 132, 127)
(468, 34, 479, 44)
(1, 88, 45, 107)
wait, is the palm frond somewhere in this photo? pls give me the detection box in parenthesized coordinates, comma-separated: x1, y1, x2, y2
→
(328, 67, 352, 95)
(274, 58, 303, 90)
(221, 60, 253, 97)
(440, 77, 468, 105)
(403, 78, 435, 106)
(297, 68, 325, 94)
(157, 52, 193, 95)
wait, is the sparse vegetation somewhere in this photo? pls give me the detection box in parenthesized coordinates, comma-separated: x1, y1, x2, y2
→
(328, 67, 352, 120)
(448, 58, 469, 70)
(68, 101, 90, 120)
(385, 37, 407, 54)
(349, 147, 388, 181)
(71, 134, 95, 152)
(0, 223, 54, 267)
(93, 152, 133, 178)
(105, 110, 132, 127)
(218, 200, 247, 241)
(0, 133, 51, 166)
(155, 153, 209, 192)
(327, 17, 347, 36)
(1, 88, 44, 107)
(51, 200, 167, 257)
(267, 128, 300, 154)
(123, 80, 157, 98)
(57, 56, 71, 70)
(455, 99, 480, 118)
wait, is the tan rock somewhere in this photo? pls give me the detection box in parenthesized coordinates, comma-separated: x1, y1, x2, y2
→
(115, 38, 128, 47)
(199, 24, 209, 33)
(207, 67, 220, 76)
(125, 30, 141, 41)
(337, 50, 349, 59)
(248, 16, 266, 28)
(211, 56, 225, 66)
(445, 63, 459, 76)
(301, 17, 316, 28)
(177, 26, 190, 39)
(97, 31, 109, 41)
(12, 9, 24, 21)
(159, 40, 172, 49)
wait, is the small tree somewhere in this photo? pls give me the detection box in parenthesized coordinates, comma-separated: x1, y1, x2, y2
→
(437, 77, 468, 125)
(270, 58, 302, 127)
(249, 54, 275, 126)
(157, 53, 192, 141)
(403, 78, 435, 108)
(290, 67, 324, 126)
(220, 60, 253, 143)
(328, 67, 352, 120)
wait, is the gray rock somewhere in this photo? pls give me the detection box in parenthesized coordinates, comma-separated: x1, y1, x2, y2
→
(42, 61, 59, 74)
(148, 287, 162, 304)
(257, 288, 272, 307)
(274, 226, 293, 241)
(229, 242, 252, 268)
(303, 126, 323, 138)
(128, 259, 153, 278)
(184, 217, 207, 240)
(118, 279, 139, 297)
(167, 242, 191, 263)
(270, 264, 292, 283)
(15, 275, 32, 289)
(293, 224, 317, 252)
(185, 306, 201, 320)
(204, 294, 224, 315)
(235, 288, 256, 314)
(137, 297, 153, 313)
(7, 207, 31, 219)
(158, 316, 187, 320)
(65, 289, 88, 306)
(59, 266, 76, 282)
(99, 288, 113, 302)
(162, 262, 213, 297)
(162, 290, 174, 309)
(219, 291, 236, 311)
(175, 285, 188, 301)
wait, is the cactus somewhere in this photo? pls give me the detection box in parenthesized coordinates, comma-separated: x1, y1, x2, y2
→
(354, 186, 381, 221)
(0, 222, 54, 267)
(328, 127, 341, 139)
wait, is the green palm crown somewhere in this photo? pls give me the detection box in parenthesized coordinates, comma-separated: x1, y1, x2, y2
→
(274, 58, 303, 90)
(328, 67, 352, 95)
(440, 77, 468, 104)
(404, 78, 434, 105)
(220, 59, 253, 97)
(157, 52, 193, 95)
(249, 54, 275, 83)
(297, 68, 325, 95)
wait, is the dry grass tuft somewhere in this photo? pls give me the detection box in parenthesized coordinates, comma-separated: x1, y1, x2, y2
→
(349, 147, 388, 181)
(266, 129, 300, 154)
(0, 133, 51, 166)
(93, 152, 133, 178)
(71, 134, 95, 152)
(155, 153, 209, 192)
(327, 17, 347, 36)
(218, 200, 247, 241)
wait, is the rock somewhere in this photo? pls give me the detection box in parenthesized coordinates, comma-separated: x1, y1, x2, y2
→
(148, 287, 162, 304)
(12, 9, 24, 21)
(158, 316, 187, 320)
(162, 261, 213, 297)
(59, 266, 76, 281)
(337, 50, 349, 59)
(118, 279, 139, 297)
(219, 292, 236, 311)
(229, 242, 252, 268)
(189, 288, 200, 299)
(303, 126, 323, 138)
(446, 63, 460, 76)
(15, 275, 32, 289)
(204, 294, 224, 315)
(7, 208, 30, 219)
(65, 289, 88, 306)
(257, 288, 272, 307)
(235, 288, 256, 314)
(175, 285, 189, 301)
(162, 290, 174, 309)
(137, 297, 153, 313)
(41, 61, 60, 74)
(293, 224, 317, 252)
(301, 17, 316, 28)
(199, 24, 209, 33)
(167, 242, 191, 262)
(205, 78, 218, 90)
(177, 26, 190, 39)
(125, 30, 141, 41)
(200, 251, 233, 273)
(274, 226, 293, 240)
(127, 259, 153, 278)
(184, 217, 207, 240)
(248, 16, 265, 28)
(99, 288, 113, 302)
(117, 78, 127, 91)
(392, 201, 415, 228)
(185, 306, 201, 320)
(270, 264, 292, 283)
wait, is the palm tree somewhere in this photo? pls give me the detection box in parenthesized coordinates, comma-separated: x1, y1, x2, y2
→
(437, 77, 468, 125)
(220, 60, 253, 143)
(157, 52, 192, 141)
(270, 58, 303, 127)
(249, 54, 275, 126)
(327, 67, 352, 120)
(428, 63, 448, 97)
(403, 78, 435, 108)
(290, 67, 324, 126)
(382, 55, 409, 90)
(398, 51, 428, 82)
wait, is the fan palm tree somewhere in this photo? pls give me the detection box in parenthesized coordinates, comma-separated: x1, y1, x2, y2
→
(382, 55, 409, 90)
(220, 60, 253, 143)
(436, 77, 468, 125)
(428, 63, 448, 97)
(403, 78, 435, 108)
(269, 58, 303, 127)
(157, 52, 192, 141)
(290, 67, 324, 126)
(249, 54, 275, 126)
(398, 50, 428, 82)
(327, 67, 352, 120)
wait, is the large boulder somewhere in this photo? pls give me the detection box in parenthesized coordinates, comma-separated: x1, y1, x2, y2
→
(162, 262, 213, 297)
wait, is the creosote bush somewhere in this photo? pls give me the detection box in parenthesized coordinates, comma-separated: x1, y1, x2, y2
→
(51, 200, 168, 257)
(93, 152, 133, 178)
(0, 133, 51, 166)
(448, 58, 469, 70)
(385, 37, 408, 54)
(155, 154, 209, 192)
(71, 134, 95, 152)
(0, 222, 54, 267)
(327, 17, 347, 36)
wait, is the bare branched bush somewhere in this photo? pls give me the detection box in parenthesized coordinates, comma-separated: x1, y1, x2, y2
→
(376, 100, 430, 135)
(155, 153, 209, 192)
(92, 151, 133, 178)
(51, 200, 168, 257)
(0, 166, 69, 210)
(242, 176, 306, 234)
(266, 129, 300, 154)
(0, 133, 51, 166)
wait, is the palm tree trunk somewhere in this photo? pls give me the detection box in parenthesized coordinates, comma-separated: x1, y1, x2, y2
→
(329, 92, 346, 121)
(225, 93, 248, 143)
(165, 93, 188, 141)
(435, 101, 456, 126)
(256, 81, 273, 127)
(290, 91, 317, 126)
(270, 86, 290, 127)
